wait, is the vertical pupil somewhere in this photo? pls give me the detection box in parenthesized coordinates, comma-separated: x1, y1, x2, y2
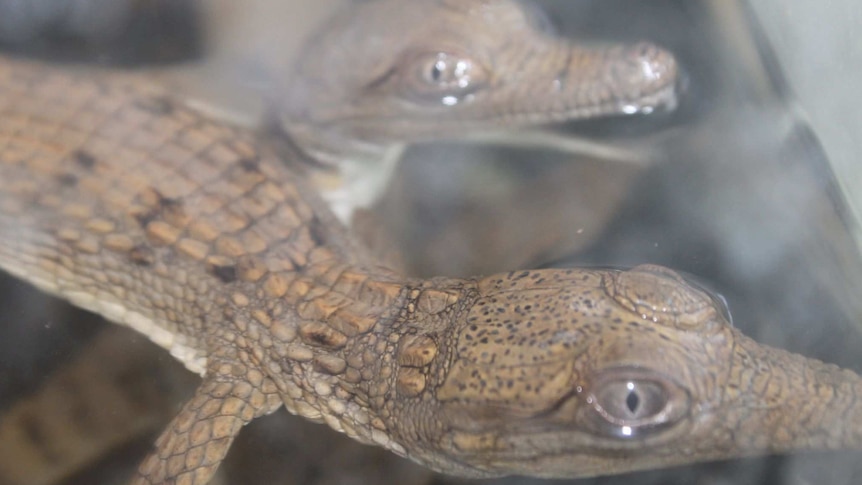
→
(430, 60, 446, 82)
(625, 390, 640, 413)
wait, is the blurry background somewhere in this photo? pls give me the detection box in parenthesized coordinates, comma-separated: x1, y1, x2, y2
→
(0, 1, 861, 484)
(748, 1, 862, 249)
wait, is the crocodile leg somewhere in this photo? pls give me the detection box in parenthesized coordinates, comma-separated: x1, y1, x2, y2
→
(134, 352, 282, 485)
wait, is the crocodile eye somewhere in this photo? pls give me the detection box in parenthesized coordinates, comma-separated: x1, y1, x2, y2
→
(594, 380, 667, 422)
(402, 51, 489, 106)
(584, 368, 689, 439)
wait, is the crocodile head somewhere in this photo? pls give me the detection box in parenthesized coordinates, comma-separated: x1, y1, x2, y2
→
(390, 265, 862, 478)
(283, 0, 678, 159)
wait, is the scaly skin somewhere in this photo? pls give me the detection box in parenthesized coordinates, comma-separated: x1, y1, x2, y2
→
(0, 0, 679, 223)
(0, 1, 678, 479)
(0, 55, 860, 484)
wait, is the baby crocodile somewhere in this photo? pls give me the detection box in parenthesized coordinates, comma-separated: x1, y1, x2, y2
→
(0, 0, 679, 224)
(281, 0, 677, 219)
(283, 0, 678, 160)
(0, 54, 860, 484)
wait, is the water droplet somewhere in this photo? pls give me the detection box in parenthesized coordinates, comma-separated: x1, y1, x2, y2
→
(442, 95, 458, 106)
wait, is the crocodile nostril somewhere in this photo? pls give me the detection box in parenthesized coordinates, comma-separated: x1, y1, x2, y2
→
(623, 42, 679, 86)
(605, 42, 679, 112)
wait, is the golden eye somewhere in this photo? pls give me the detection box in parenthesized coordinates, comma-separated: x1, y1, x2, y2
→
(584, 368, 689, 439)
(402, 51, 489, 106)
